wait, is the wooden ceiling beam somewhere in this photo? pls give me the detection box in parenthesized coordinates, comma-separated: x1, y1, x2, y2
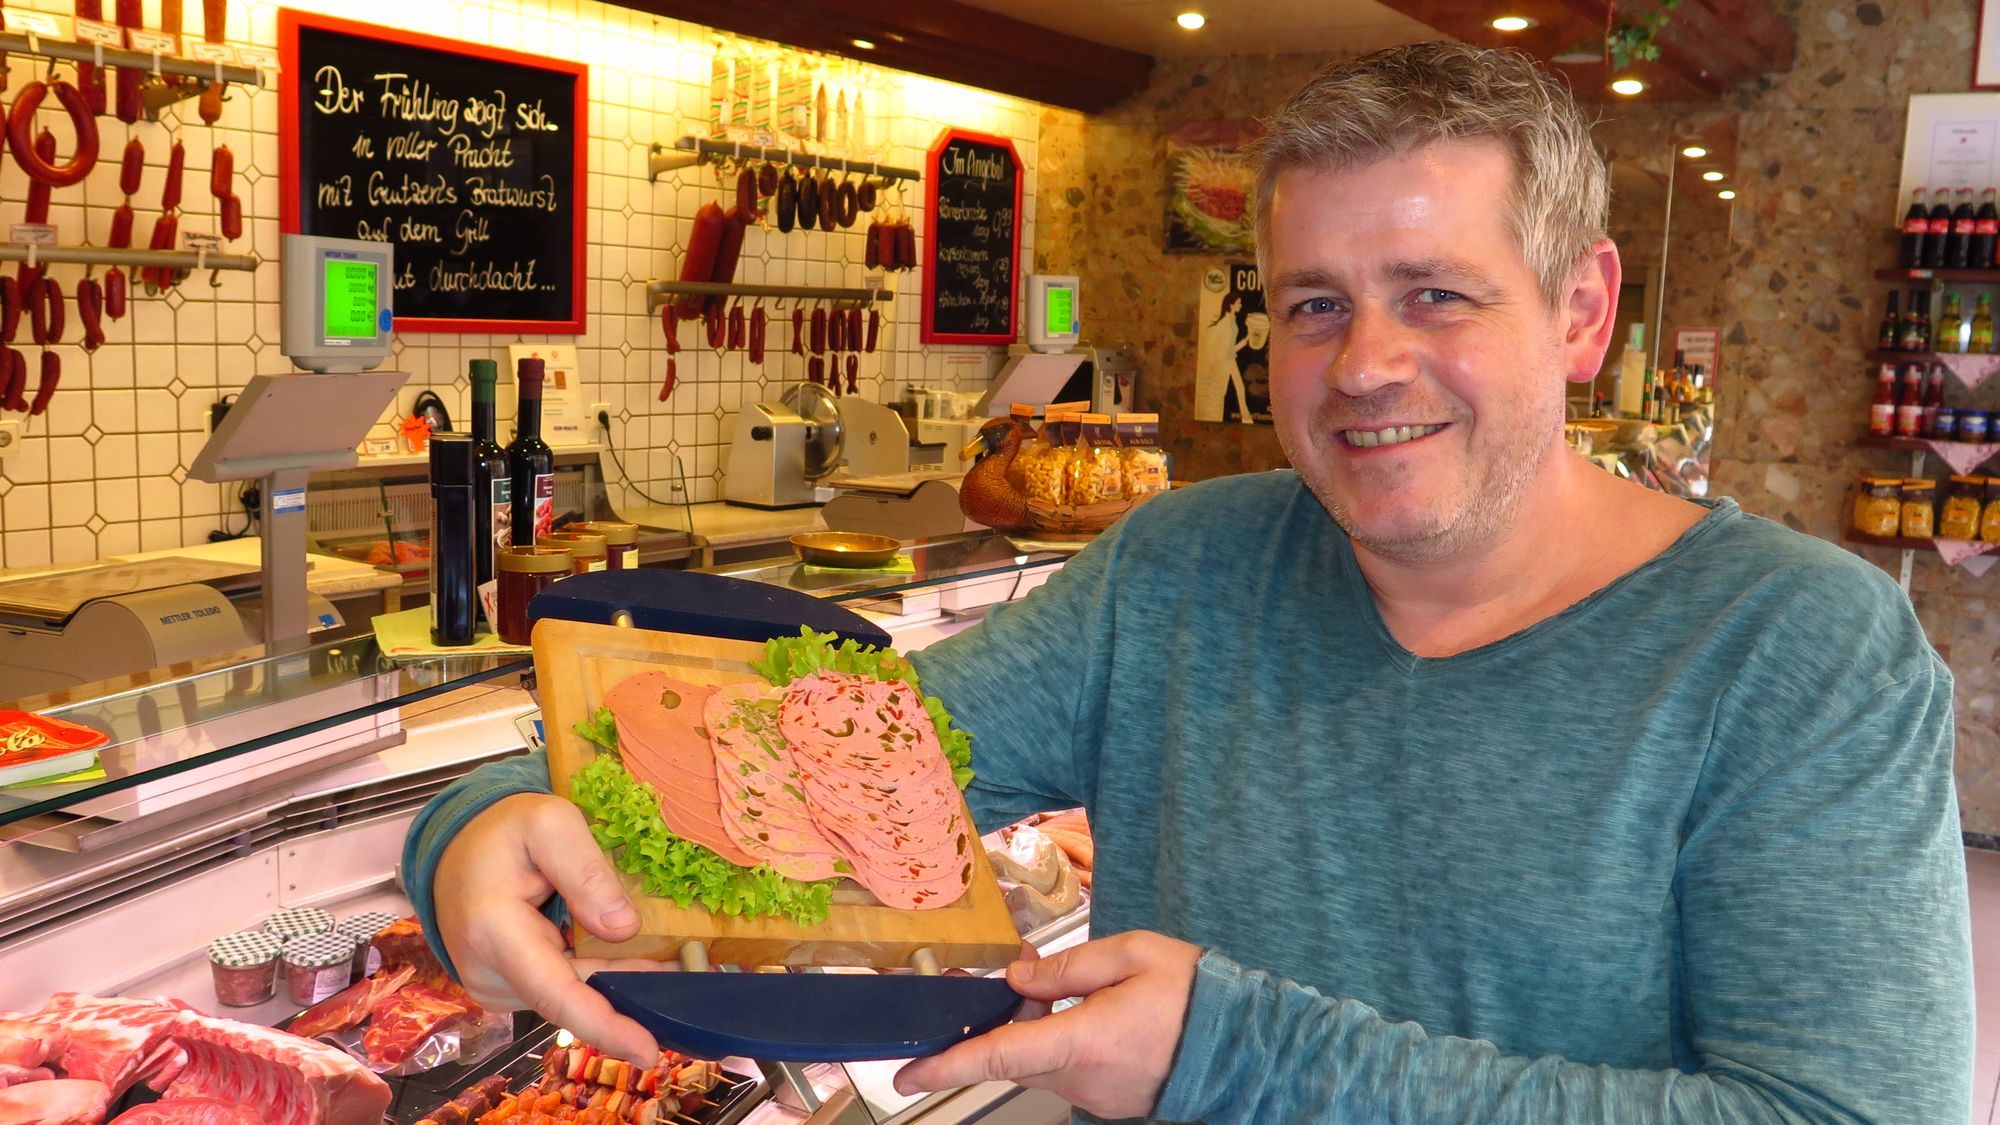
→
(604, 0, 1154, 114)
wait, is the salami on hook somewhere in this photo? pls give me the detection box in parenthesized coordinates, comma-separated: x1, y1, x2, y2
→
(76, 278, 105, 352)
(8, 82, 100, 188)
(103, 268, 128, 320)
(28, 351, 59, 417)
(0, 351, 23, 414)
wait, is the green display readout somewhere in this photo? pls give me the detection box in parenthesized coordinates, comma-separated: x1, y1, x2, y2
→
(1045, 285, 1074, 336)
(324, 259, 379, 339)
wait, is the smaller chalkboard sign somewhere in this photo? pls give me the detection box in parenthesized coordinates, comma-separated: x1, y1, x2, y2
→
(922, 129, 1022, 345)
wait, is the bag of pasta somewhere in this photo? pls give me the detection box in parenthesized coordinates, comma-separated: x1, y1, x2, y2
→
(1069, 414, 1124, 504)
(1116, 413, 1169, 498)
(1003, 402, 1043, 494)
(1025, 410, 1078, 507)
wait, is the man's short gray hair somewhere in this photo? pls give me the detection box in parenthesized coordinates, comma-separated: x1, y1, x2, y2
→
(1249, 41, 1608, 306)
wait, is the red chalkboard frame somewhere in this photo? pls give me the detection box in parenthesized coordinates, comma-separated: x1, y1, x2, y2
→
(277, 9, 589, 335)
(920, 127, 1022, 346)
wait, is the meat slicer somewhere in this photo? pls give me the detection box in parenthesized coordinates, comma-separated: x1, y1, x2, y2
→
(722, 382, 843, 509)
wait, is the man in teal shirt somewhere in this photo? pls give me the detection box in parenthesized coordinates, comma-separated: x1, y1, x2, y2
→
(408, 43, 1971, 1121)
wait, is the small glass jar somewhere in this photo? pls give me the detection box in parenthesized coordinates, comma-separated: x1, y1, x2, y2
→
(1859, 479, 1903, 537)
(1901, 479, 1937, 538)
(582, 521, 639, 569)
(1933, 405, 1959, 441)
(540, 531, 608, 574)
(1959, 409, 1991, 444)
(497, 546, 570, 645)
(1942, 476, 1985, 539)
(207, 930, 282, 1007)
(262, 907, 334, 943)
(282, 932, 357, 1006)
(335, 911, 401, 980)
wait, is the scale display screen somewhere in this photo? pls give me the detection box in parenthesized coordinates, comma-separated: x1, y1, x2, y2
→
(1026, 274, 1079, 353)
(1044, 284, 1074, 337)
(323, 259, 379, 339)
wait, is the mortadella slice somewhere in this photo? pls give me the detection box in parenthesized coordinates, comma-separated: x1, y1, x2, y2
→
(604, 672, 758, 867)
(705, 684, 848, 881)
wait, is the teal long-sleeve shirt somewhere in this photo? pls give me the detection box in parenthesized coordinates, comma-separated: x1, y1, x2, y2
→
(404, 471, 1972, 1123)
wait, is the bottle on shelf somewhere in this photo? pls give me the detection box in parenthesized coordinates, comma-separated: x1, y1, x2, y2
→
(1922, 363, 1945, 437)
(1903, 288, 1933, 352)
(1896, 365, 1928, 438)
(1880, 290, 1902, 350)
(467, 358, 509, 586)
(505, 357, 556, 551)
(1902, 188, 1931, 269)
(1975, 293, 1995, 354)
(1639, 364, 1657, 422)
(1949, 188, 1977, 269)
(1870, 364, 1897, 437)
(428, 434, 477, 648)
(1975, 188, 1998, 268)
(1926, 191, 1954, 268)
(1938, 291, 1966, 353)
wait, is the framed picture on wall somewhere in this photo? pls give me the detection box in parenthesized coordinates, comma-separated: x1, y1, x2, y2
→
(1163, 121, 1262, 254)
(1979, 0, 2000, 88)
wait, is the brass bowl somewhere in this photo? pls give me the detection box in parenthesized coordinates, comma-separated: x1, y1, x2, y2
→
(790, 531, 903, 568)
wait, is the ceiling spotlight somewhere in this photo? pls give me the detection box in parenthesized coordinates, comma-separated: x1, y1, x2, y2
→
(1177, 11, 1206, 29)
(1718, 189, 1737, 200)
(851, 38, 875, 50)
(1610, 78, 1645, 96)
(1702, 170, 1725, 182)
(1491, 16, 1535, 31)
(1681, 145, 1708, 158)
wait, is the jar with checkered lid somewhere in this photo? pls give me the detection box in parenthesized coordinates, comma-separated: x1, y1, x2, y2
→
(335, 911, 402, 978)
(282, 931, 357, 1006)
(207, 930, 282, 1007)
(262, 906, 334, 942)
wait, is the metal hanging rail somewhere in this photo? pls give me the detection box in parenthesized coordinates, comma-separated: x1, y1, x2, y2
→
(0, 32, 262, 87)
(645, 280, 893, 309)
(649, 136, 922, 185)
(0, 245, 258, 271)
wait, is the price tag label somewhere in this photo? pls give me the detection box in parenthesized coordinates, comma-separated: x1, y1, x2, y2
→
(188, 41, 235, 64)
(181, 231, 223, 253)
(236, 46, 278, 70)
(8, 11, 67, 38)
(9, 224, 56, 246)
(73, 18, 122, 46)
(127, 29, 178, 54)
(863, 274, 884, 292)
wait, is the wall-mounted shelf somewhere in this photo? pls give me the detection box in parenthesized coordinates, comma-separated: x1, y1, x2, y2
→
(649, 136, 921, 185)
(0, 245, 258, 272)
(1863, 350, 2000, 389)
(0, 32, 262, 122)
(644, 280, 893, 311)
(1875, 267, 2000, 283)
(1846, 528, 2000, 559)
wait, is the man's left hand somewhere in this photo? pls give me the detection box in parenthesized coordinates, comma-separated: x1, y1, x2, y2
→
(894, 931, 1202, 1119)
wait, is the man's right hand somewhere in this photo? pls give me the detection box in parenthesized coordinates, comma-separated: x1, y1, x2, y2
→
(432, 792, 662, 1065)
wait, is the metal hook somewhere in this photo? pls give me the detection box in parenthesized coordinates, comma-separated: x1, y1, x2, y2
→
(208, 268, 224, 289)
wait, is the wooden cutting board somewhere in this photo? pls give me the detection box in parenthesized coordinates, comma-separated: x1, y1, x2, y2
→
(533, 617, 1021, 970)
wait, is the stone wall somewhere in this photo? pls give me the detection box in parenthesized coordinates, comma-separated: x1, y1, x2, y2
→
(1035, 0, 2000, 833)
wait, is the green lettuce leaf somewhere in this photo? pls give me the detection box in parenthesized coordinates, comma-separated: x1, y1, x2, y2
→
(574, 707, 619, 754)
(567, 731, 836, 925)
(752, 628, 976, 790)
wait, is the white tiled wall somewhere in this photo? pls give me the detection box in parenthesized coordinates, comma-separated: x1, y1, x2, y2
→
(0, 0, 1041, 569)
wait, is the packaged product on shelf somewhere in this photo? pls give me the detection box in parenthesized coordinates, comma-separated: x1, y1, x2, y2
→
(282, 932, 357, 1006)
(1857, 478, 1902, 537)
(207, 930, 282, 1008)
(1960, 409, 1991, 444)
(1985, 479, 2000, 544)
(1070, 414, 1124, 505)
(1934, 403, 1960, 441)
(262, 906, 334, 943)
(335, 910, 402, 978)
(1116, 413, 1171, 498)
(1024, 409, 1082, 507)
(1003, 402, 1043, 495)
(1942, 476, 1985, 539)
(1901, 479, 1937, 539)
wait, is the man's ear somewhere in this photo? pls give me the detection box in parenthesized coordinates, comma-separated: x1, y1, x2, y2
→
(1563, 239, 1622, 385)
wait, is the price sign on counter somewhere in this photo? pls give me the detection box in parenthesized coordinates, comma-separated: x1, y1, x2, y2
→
(921, 128, 1021, 345)
(278, 11, 587, 334)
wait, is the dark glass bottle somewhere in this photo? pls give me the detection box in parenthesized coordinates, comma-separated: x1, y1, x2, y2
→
(428, 433, 477, 647)
(1879, 290, 1902, 351)
(1949, 188, 1977, 269)
(1902, 289, 1932, 352)
(506, 358, 555, 551)
(467, 359, 509, 585)
(1926, 192, 1954, 268)
(1975, 188, 1999, 269)
(1901, 188, 1929, 269)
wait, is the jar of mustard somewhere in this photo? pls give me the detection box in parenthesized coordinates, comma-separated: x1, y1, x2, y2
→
(1901, 479, 1938, 538)
(1941, 476, 1985, 539)
(1858, 479, 1904, 538)
(1983, 479, 2000, 544)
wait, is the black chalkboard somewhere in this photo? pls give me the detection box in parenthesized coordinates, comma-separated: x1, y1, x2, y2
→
(921, 129, 1021, 344)
(279, 11, 587, 334)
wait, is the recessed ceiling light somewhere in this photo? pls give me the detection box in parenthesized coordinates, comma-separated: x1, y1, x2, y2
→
(1177, 11, 1206, 30)
(851, 38, 875, 50)
(1717, 189, 1736, 200)
(1610, 78, 1645, 96)
(1681, 145, 1708, 159)
(1702, 170, 1724, 182)
(1491, 16, 1535, 31)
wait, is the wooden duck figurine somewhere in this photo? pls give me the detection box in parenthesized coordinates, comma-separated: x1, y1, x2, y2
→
(957, 415, 1036, 532)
